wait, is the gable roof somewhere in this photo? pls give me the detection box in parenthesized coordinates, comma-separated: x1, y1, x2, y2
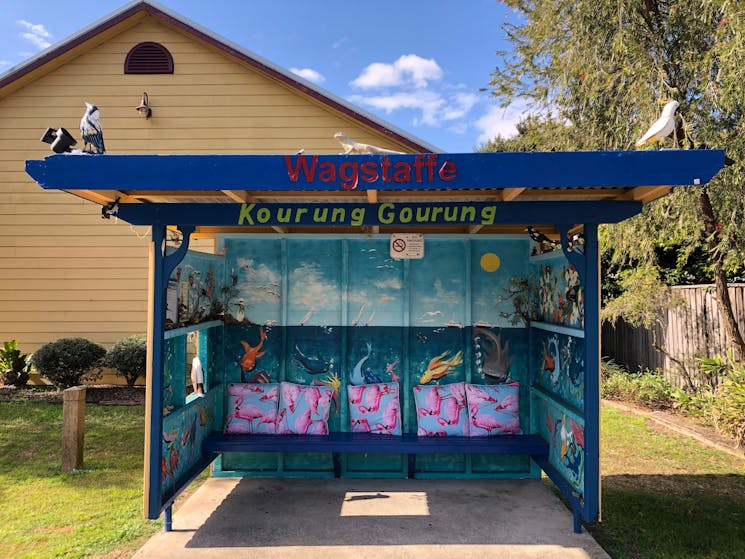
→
(0, 0, 439, 153)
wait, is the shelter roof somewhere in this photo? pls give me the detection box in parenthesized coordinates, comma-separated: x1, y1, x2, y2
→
(25, 150, 725, 237)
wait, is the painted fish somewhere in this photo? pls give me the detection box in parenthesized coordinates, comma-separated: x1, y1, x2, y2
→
(350, 342, 372, 385)
(239, 327, 267, 373)
(293, 345, 330, 375)
(419, 350, 463, 384)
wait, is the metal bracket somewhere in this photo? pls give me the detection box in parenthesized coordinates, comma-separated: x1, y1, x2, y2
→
(557, 224, 586, 284)
(162, 225, 195, 291)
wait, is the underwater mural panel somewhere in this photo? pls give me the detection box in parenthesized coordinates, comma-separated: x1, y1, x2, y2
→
(532, 394, 585, 496)
(161, 390, 219, 500)
(211, 236, 544, 477)
(531, 328, 585, 412)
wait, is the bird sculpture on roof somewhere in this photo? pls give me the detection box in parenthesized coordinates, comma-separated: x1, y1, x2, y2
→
(635, 100, 679, 148)
(334, 131, 404, 155)
(80, 102, 106, 154)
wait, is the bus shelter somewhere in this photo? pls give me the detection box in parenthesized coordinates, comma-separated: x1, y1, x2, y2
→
(26, 149, 724, 532)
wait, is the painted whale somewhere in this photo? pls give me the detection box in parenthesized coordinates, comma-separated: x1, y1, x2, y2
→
(350, 342, 372, 385)
(293, 345, 330, 375)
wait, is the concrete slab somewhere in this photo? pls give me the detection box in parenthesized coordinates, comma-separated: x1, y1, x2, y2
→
(132, 478, 610, 559)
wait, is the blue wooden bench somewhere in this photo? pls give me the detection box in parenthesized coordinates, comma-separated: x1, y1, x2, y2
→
(202, 431, 550, 478)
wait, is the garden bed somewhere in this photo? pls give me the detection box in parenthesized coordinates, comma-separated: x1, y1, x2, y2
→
(0, 385, 145, 405)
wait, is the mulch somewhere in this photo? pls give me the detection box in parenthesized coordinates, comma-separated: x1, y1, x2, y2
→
(0, 385, 145, 405)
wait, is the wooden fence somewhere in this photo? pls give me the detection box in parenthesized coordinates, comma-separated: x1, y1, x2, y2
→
(601, 284, 745, 386)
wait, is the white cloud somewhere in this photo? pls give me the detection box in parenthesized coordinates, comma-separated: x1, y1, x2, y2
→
(17, 20, 52, 50)
(350, 90, 445, 127)
(371, 277, 402, 290)
(290, 67, 325, 84)
(351, 54, 443, 89)
(289, 262, 336, 310)
(442, 93, 479, 121)
(475, 101, 531, 144)
(0, 60, 12, 68)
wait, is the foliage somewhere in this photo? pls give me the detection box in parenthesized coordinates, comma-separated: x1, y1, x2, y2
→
(601, 359, 675, 409)
(707, 363, 745, 447)
(602, 265, 685, 329)
(1, 340, 31, 388)
(681, 351, 745, 446)
(31, 338, 106, 389)
(0, 402, 160, 558)
(487, 0, 745, 357)
(105, 334, 147, 387)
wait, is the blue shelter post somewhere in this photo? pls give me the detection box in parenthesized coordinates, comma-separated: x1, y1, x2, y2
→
(582, 224, 601, 526)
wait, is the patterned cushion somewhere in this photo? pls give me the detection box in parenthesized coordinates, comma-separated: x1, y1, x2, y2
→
(465, 382, 521, 436)
(224, 383, 279, 434)
(276, 381, 334, 435)
(347, 382, 401, 435)
(412, 382, 469, 436)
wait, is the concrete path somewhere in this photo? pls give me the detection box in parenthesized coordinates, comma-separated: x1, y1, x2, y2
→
(132, 477, 610, 559)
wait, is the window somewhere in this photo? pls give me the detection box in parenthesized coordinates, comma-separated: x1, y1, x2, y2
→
(124, 42, 173, 74)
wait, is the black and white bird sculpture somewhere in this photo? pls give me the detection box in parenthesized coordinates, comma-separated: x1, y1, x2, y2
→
(80, 102, 105, 154)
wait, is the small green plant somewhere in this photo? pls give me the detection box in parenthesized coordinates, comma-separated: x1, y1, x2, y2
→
(105, 334, 147, 387)
(1, 340, 31, 387)
(601, 359, 675, 409)
(31, 337, 106, 389)
(701, 355, 745, 447)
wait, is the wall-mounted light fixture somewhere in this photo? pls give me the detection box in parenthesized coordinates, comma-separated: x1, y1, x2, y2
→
(136, 92, 152, 119)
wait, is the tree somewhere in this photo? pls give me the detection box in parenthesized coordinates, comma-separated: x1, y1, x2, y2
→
(488, 0, 745, 360)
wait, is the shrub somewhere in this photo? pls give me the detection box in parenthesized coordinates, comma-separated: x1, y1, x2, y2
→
(31, 337, 106, 389)
(1, 340, 31, 387)
(704, 360, 745, 447)
(105, 334, 147, 387)
(601, 359, 675, 409)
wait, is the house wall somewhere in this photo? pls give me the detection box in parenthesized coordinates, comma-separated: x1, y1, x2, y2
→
(0, 16, 412, 353)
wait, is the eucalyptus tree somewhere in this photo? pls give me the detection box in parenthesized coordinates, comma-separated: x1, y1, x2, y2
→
(487, 0, 745, 359)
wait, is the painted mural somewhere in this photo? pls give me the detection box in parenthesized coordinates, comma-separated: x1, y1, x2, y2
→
(212, 235, 534, 476)
(167, 250, 226, 329)
(532, 328, 585, 412)
(527, 245, 587, 500)
(529, 251, 584, 329)
(533, 395, 585, 495)
(161, 390, 219, 499)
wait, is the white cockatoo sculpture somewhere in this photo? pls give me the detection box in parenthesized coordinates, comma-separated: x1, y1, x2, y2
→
(635, 100, 679, 148)
(334, 131, 404, 155)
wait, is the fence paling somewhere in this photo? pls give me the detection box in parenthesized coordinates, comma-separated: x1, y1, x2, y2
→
(602, 284, 745, 386)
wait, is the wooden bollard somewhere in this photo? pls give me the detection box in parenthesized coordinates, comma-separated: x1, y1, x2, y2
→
(62, 386, 86, 471)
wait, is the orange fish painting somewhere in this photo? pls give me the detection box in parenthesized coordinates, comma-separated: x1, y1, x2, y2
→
(240, 327, 267, 373)
(420, 350, 463, 384)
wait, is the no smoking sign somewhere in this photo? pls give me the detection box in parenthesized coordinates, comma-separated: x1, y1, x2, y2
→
(390, 233, 424, 259)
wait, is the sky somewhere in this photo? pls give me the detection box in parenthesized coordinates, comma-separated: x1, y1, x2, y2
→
(0, 0, 526, 152)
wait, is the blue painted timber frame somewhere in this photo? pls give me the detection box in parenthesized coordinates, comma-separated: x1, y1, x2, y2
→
(25, 150, 723, 192)
(23, 150, 725, 531)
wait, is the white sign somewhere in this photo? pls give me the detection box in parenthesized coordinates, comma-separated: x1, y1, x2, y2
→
(390, 233, 424, 259)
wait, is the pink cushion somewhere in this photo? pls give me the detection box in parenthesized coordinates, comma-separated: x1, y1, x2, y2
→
(224, 383, 279, 434)
(412, 382, 469, 436)
(347, 382, 401, 435)
(465, 382, 521, 436)
(276, 381, 334, 435)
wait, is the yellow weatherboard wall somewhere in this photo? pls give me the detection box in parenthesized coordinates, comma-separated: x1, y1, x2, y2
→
(0, 14, 415, 353)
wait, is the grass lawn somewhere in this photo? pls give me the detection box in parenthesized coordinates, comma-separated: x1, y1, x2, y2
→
(0, 402, 160, 559)
(1, 399, 742, 558)
(588, 405, 745, 559)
